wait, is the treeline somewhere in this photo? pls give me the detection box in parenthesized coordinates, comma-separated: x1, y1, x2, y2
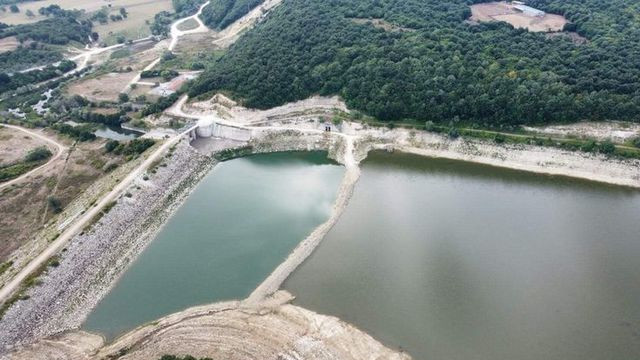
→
(140, 69, 179, 80)
(0, 8, 91, 72)
(189, 0, 640, 126)
(0, 9, 91, 45)
(0, 45, 62, 73)
(200, 0, 263, 29)
(53, 123, 97, 142)
(172, 0, 205, 15)
(141, 93, 180, 116)
(105, 138, 155, 156)
(0, 60, 75, 93)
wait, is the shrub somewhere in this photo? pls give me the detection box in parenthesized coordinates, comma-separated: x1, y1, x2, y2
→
(105, 140, 120, 153)
(25, 146, 53, 162)
(598, 140, 616, 155)
(47, 196, 62, 213)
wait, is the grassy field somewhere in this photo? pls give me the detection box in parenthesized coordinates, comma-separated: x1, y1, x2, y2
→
(93, 0, 174, 45)
(0, 0, 173, 45)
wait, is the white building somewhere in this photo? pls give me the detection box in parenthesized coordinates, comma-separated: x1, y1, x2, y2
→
(514, 4, 545, 17)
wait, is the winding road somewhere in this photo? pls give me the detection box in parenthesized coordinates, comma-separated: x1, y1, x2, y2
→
(0, 124, 66, 191)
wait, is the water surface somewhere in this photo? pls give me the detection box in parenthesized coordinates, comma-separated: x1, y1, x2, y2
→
(94, 125, 142, 141)
(84, 152, 344, 339)
(285, 151, 640, 360)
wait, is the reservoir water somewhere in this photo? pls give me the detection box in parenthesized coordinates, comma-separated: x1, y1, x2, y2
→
(94, 125, 142, 141)
(84, 152, 344, 339)
(285, 151, 640, 360)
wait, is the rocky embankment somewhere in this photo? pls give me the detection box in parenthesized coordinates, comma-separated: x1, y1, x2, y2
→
(0, 140, 215, 351)
(6, 292, 409, 360)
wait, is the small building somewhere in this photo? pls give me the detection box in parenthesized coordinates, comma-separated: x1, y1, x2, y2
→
(514, 4, 545, 17)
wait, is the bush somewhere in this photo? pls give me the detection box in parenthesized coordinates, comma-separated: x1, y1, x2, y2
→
(47, 196, 62, 213)
(25, 147, 53, 162)
(118, 93, 130, 103)
(598, 140, 616, 155)
(105, 140, 120, 153)
(447, 127, 459, 139)
(632, 137, 640, 148)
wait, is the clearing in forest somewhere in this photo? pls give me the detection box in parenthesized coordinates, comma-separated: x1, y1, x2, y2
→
(469, 1, 567, 32)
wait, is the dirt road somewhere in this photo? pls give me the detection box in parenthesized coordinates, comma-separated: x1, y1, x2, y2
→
(0, 124, 66, 191)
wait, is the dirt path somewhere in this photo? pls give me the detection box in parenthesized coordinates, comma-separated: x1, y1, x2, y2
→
(0, 125, 196, 305)
(123, 1, 210, 92)
(0, 124, 66, 191)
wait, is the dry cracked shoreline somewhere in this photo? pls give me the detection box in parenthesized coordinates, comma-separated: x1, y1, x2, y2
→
(1, 122, 639, 359)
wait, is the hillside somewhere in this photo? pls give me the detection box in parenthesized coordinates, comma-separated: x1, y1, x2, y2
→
(200, 0, 264, 30)
(189, 0, 640, 126)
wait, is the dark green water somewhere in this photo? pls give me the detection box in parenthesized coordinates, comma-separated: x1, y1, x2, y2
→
(84, 152, 344, 340)
(285, 151, 640, 360)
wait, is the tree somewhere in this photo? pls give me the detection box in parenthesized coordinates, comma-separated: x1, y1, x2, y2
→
(119, 7, 128, 18)
(116, 35, 126, 44)
(118, 93, 130, 103)
(91, 32, 99, 41)
(25, 9, 34, 17)
(9, 4, 19, 13)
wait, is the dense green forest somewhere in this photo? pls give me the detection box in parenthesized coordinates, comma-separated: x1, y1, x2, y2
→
(189, 0, 640, 126)
(200, 0, 263, 29)
(172, 0, 206, 15)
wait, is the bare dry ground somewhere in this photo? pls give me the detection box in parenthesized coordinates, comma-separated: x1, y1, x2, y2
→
(0, 36, 18, 54)
(66, 72, 137, 102)
(351, 18, 415, 33)
(470, 1, 567, 32)
(0, 127, 51, 167)
(0, 134, 120, 262)
(66, 40, 165, 102)
(523, 121, 640, 143)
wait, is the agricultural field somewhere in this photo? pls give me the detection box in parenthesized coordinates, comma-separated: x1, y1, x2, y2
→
(0, 0, 172, 45)
(469, 1, 567, 32)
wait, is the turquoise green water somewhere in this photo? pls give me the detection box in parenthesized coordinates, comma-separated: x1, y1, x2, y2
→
(84, 152, 344, 340)
(285, 151, 640, 360)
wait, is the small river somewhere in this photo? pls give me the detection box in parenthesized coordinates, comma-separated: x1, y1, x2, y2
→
(285, 151, 640, 360)
(84, 152, 344, 339)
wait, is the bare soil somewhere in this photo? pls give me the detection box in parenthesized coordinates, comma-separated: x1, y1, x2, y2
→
(351, 18, 415, 32)
(66, 72, 138, 102)
(470, 1, 567, 32)
(0, 36, 18, 54)
(0, 127, 51, 167)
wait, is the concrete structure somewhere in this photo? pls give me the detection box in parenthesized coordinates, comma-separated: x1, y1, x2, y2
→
(514, 4, 545, 17)
(195, 117, 252, 142)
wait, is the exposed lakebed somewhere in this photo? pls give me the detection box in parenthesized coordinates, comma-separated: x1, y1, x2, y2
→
(83, 152, 344, 339)
(285, 151, 640, 360)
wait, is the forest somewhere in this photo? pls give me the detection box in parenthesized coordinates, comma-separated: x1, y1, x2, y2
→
(200, 0, 263, 29)
(0, 60, 75, 93)
(189, 0, 640, 126)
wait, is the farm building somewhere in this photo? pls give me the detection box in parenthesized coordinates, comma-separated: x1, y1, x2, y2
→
(514, 4, 545, 17)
